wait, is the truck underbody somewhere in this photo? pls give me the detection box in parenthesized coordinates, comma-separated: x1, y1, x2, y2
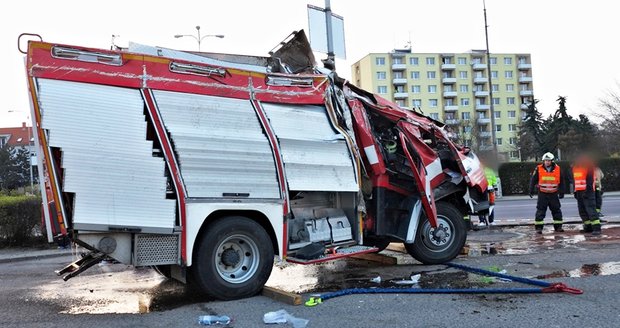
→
(22, 31, 490, 300)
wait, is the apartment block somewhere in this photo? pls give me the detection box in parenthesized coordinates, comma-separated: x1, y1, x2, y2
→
(351, 49, 534, 161)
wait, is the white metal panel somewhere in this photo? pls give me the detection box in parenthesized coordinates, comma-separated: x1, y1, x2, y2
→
(153, 90, 280, 199)
(261, 103, 357, 192)
(37, 79, 176, 230)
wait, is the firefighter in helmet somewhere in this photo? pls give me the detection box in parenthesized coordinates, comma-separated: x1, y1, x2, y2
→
(529, 152, 565, 234)
(572, 153, 601, 235)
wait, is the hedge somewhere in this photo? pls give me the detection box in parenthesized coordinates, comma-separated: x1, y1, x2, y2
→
(0, 195, 42, 246)
(499, 158, 620, 196)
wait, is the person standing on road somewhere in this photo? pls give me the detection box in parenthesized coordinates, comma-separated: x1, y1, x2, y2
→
(572, 154, 601, 235)
(594, 166, 604, 217)
(529, 152, 565, 234)
(478, 166, 498, 227)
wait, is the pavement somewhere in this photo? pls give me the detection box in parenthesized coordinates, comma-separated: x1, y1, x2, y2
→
(1, 191, 618, 263)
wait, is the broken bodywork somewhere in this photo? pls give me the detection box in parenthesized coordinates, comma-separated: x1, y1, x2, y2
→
(21, 30, 490, 300)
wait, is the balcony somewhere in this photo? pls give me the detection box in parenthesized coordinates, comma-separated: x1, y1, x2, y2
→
(474, 90, 489, 97)
(392, 63, 406, 70)
(442, 77, 457, 84)
(521, 103, 529, 110)
(443, 91, 458, 98)
(518, 76, 533, 83)
(393, 78, 408, 85)
(519, 90, 534, 96)
(479, 131, 493, 137)
(518, 63, 532, 70)
(394, 92, 409, 99)
(444, 105, 459, 112)
(445, 119, 460, 125)
(475, 104, 490, 111)
(472, 63, 487, 70)
(477, 118, 491, 124)
(441, 63, 456, 70)
(473, 77, 489, 84)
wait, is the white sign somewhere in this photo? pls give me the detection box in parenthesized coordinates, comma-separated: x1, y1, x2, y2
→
(307, 4, 346, 59)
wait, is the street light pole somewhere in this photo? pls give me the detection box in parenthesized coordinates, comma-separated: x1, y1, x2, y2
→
(174, 26, 224, 51)
(483, 0, 498, 156)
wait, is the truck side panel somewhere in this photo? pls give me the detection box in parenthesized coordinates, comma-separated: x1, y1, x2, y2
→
(37, 78, 176, 231)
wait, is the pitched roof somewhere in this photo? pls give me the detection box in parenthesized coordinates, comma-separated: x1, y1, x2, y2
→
(0, 123, 33, 147)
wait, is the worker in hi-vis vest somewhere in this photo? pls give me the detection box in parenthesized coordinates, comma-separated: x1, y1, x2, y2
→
(529, 152, 565, 234)
(572, 154, 601, 235)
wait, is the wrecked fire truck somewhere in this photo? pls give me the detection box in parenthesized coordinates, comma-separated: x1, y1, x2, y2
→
(20, 31, 490, 300)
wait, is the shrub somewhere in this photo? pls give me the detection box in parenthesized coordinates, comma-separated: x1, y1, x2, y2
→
(498, 158, 620, 196)
(0, 195, 42, 246)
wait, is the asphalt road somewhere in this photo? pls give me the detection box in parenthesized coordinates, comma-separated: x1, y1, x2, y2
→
(2, 225, 620, 328)
(493, 194, 620, 224)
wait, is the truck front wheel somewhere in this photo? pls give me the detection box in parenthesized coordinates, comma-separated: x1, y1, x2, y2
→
(191, 216, 274, 300)
(404, 202, 466, 264)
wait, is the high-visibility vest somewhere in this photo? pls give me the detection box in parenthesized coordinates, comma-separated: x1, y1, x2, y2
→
(573, 165, 588, 191)
(537, 164, 561, 193)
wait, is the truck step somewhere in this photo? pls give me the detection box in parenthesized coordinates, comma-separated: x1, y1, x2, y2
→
(287, 245, 379, 264)
(55, 250, 108, 281)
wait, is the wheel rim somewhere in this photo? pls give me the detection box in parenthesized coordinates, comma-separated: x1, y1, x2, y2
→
(420, 215, 454, 252)
(215, 234, 260, 284)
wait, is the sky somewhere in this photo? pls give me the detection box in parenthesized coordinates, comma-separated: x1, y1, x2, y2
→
(1, 0, 619, 127)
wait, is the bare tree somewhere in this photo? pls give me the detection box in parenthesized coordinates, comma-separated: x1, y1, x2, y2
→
(596, 83, 620, 156)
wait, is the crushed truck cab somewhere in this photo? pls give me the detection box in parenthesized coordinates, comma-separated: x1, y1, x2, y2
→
(21, 31, 490, 300)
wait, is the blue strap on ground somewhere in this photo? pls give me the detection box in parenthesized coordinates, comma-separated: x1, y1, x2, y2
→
(313, 261, 582, 304)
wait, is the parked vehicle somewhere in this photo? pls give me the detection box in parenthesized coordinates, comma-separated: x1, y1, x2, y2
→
(20, 31, 490, 300)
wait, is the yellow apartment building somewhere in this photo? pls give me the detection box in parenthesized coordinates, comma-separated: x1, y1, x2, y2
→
(351, 49, 534, 162)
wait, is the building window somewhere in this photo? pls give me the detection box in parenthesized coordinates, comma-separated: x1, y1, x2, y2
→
(411, 71, 420, 79)
(427, 71, 436, 79)
(494, 111, 501, 118)
(378, 86, 387, 94)
(490, 57, 497, 65)
(396, 99, 406, 107)
(426, 57, 435, 65)
(460, 98, 470, 106)
(495, 124, 502, 132)
(393, 57, 403, 65)
(430, 113, 439, 120)
(509, 137, 517, 145)
(412, 99, 422, 107)
(445, 99, 455, 106)
(410, 57, 419, 65)
(393, 71, 403, 79)
(497, 138, 502, 145)
(472, 57, 482, 64)
(510, 151, 519, 158)
(508, 110, 516, 118)
(464, 139, 472, 147)
(462, 111, 471, 120)
(507, 97, 516, 105)
(411, 85, 421, 93)
(508, 124, 517, 131)
(377, 71, 386, 80)
(459, 71, 468, 79)
(491, 71, 498, 79)
(493, 97, 500, 105)
(458, 57, 467, 65)
(376, 57, 385, 65)
(429, 99, 438, 107)
(459, 84, 469, 93)
(505, 71, 513, 78)
(492, 84, 499, 92)
(518, 56, 528, 64)
(504, 57, 512, 65)
(506, 84, 514, 92)
(428, 85, 437, 93)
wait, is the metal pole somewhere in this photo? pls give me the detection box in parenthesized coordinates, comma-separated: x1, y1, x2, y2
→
(325, 0, 335, 69)
(27, 121, 33, 192)
(484, 0, 498, 155)
(196, 26, 201, 51)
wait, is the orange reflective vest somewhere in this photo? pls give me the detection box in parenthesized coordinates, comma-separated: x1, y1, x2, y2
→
(537, 164, 561, 193)
(573, 165, 591, 191)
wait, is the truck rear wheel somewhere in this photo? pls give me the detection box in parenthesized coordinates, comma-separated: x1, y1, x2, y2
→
(191, 216, 274, 300)
(404, 202, 466, 264)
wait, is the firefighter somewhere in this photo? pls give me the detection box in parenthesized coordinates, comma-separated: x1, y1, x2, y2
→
(572, 155, 601, 235)
(529, 152, 564, 234)
(478, 166, 498, 226)
(594, 166, 604, 217)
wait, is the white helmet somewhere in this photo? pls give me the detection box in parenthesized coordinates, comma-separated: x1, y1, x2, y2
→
(542, 152, 554, 161)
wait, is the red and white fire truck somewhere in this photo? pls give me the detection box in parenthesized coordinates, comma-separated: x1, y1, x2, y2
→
(21, 31, 490, 300)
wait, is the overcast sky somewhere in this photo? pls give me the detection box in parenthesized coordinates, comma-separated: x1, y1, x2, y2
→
(1, 0, 618, 127)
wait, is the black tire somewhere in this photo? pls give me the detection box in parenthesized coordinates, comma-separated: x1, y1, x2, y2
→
(364, 236, 392, 252)
(191, 216, 274, 300)
(404, 202, 467, 264)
